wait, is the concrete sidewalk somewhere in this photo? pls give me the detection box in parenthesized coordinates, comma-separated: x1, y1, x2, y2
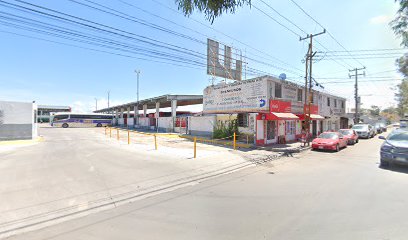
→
(0, 127, 288, 238)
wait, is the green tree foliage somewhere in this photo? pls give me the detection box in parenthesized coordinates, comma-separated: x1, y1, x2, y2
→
(391, 0, 408, 46)
(213, 119, 239, 139)
(369, 105, 381, 116)
(392, 1, 408, 116)
(175, 0, 251, 23)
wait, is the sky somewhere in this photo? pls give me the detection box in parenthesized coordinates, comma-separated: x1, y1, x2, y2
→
(0, 0, 404, 113)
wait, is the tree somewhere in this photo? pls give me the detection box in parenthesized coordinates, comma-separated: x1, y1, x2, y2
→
(175, 0, 251, 23)
(369, 105, 381, 116)
(391, 1, 408, 117)
(391, 0, 408, 47)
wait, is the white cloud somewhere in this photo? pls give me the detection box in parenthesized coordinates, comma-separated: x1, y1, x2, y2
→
(370, 15, 392, 25)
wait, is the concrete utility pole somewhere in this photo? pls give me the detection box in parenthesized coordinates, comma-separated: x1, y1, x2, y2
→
(135, 70, 141, 125)
(300, 29, 326, 141)
(107, 90, 110, 109)
(95, 98, 98, 111)
(349, 67, 366, 125)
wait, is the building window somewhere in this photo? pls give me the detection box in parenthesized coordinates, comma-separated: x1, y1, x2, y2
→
(327, 97, 331, 107)
(341, 101, 344, 109)
(297, 89, 302, 102)
(269, 85, 274, 99)
(275, 83, 282, 98)
(237, 113, 248, 127)
(286, 121, 296, 135)
(334, 99, 337, 108)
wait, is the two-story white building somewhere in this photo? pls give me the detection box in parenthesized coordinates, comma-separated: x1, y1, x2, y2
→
(203, 75, 347, 145)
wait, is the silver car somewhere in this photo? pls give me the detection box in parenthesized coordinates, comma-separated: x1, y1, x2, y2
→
(352, 124, 375, 139)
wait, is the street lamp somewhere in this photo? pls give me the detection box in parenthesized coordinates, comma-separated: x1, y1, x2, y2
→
(94, 98, 98, 111)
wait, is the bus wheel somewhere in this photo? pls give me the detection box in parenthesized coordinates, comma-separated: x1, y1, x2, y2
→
(62, 123, 69, 128)
(96, 123, 102, 127)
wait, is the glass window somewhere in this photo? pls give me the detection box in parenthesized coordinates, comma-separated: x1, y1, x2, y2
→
(297, 89, 302, 102)
(237, 113, 248, 127)
(334, 99, 337, 108)
(275, 83, 282, 98)
(327, 97, 331, 107)
(267, 121, 276, 140)
(341, 101, 344, 108)
(53, 115, 69, 121)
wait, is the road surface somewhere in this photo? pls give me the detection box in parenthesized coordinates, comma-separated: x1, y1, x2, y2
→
(8, 131, 408, 240)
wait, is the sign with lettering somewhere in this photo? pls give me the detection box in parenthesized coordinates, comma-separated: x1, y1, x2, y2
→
(270, 100, 291, 113)
(303, 104, 319, 114)
(203, 78, 268, 113)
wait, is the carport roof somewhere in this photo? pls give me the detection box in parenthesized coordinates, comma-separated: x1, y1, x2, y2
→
(94, 94, 203, 113)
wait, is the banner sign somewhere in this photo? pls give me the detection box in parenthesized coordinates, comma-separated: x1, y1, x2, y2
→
(270, 100, 291, 113)
(303, 104, 319, 114)
(203, 78, 268, 113)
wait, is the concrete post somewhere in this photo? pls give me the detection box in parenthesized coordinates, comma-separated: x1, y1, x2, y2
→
(171, 100, 177, 132)
(127, 107, 130, 128)
(143, 104, 147, 117)
(155, 102, 160, 131)
(134, 105, 138, 126)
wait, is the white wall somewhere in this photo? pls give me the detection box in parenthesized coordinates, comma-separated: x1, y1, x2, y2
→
(127, 118, 134, 126)
(158, 117, 173, 131)
(188, 116, 216, 136)
(139, 117, 149, 127)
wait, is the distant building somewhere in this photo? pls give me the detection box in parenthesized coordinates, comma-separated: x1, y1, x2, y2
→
(38, 105, 71, 123)
(0, 100, 38, 141)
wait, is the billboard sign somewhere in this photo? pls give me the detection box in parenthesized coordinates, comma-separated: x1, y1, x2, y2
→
(207, 39, 242, 81)
(270, 100, 291, 113)
(303, 104, 319, 115)
(203, 78, 268, 113)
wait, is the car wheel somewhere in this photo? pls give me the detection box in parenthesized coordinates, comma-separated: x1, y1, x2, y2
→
(335, 144, 340, 152)
(356, 139, 359, 143)
(380, 159, 389, 168)
(62, 123, 69, 128)
(96, 123, 102, 127)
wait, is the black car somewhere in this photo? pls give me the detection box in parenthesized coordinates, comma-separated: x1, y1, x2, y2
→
(379, 129, 408, 167)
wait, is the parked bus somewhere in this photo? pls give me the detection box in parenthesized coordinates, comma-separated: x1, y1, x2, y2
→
(51, 113, 113, 128)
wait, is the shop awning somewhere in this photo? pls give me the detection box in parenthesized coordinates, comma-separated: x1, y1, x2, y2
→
(296, 114, 325, 120)
(264, 112, 299, 120)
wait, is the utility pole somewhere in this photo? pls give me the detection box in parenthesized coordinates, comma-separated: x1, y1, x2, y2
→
(94, 98, 98, 111)
(300, 29, 326, 142)
(107, 90, 110, 109)
(135, 70, 141, 125)
(349, 67, 366, 125)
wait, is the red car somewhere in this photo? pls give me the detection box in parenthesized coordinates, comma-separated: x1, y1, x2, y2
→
(312, 132, 348, 152)
(338, 129, 359, 145)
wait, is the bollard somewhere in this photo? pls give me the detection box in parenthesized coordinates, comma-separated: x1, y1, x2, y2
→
(233, 132, 236, 150)
(154, 134, 157, 150)
(109, 127, 112, 138)
(193, 137, 197, 158)
(127, 130, 130, 145)
(117, 129, 119, 140)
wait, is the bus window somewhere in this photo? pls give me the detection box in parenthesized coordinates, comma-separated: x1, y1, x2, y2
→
(53, 115, 69, 121)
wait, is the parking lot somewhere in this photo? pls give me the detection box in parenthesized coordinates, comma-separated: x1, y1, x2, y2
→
(0, 126, 255, 237)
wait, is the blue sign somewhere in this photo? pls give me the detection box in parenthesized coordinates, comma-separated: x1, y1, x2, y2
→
(260, 99, 266, 107)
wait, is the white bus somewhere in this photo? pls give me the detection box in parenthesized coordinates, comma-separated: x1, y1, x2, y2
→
(51, 113, 113, 128)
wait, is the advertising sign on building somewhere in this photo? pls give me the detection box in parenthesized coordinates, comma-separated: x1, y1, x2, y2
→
(304, 104, 319, 114)
(270, 100, 291, 113)
(203, 78, 268, 113)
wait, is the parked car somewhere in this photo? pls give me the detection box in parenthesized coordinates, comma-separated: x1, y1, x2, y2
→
(379, 129, 408, 167)
(379, 123, 387, 132)
(312, 132, 348, 152)
(374, 123, 384, 134)
(338, 129, 359, 145)
(352, 124, 375, 139)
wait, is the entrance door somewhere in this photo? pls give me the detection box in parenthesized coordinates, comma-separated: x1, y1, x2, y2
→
(312, 120, 317, 136)
(266, 121, 277, 144)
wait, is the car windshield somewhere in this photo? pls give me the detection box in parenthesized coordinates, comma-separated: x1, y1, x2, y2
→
(318, 133, 339, 139)
(352, 125, 367, 130)
(339, 130, 353, 135)
(387, 131, 408, 141)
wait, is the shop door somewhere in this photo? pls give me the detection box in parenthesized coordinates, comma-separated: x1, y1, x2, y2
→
(285, 120, 296, 141)
(319, 120, 323, 135)
(266, 121, 277, 144)
(312, 120, 317, 136)
(174, 117, 187, 134)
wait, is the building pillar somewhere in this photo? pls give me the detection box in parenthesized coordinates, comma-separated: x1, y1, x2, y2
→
(171, 100, 177, 132)
(143, 104, 147, 117)
(155, 102, 160, 131)
(134, 105, 139, 126)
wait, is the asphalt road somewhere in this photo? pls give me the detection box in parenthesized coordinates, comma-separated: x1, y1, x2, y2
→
(8, 130, 408, 240)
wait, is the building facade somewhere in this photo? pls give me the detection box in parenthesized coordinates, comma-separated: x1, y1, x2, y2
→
(0, 100, 38, 141)
(203, 75, 347, 145)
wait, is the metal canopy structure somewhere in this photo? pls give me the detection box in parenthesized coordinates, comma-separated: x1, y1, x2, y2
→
(94, 94, 203, 113)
